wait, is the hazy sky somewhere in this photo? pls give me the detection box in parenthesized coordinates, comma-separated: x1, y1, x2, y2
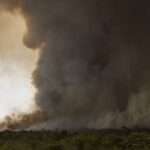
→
(0, 11, 38, 121)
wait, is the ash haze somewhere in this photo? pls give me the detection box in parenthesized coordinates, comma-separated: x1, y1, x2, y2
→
(0, 0, 150, 130)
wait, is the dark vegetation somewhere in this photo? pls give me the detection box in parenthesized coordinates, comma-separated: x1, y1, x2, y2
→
(0, 129, 150, 150)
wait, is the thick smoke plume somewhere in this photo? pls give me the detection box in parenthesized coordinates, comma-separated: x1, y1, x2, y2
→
(1, 0, 150, 129)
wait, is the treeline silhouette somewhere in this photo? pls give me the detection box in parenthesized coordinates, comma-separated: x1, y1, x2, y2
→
(0, 128, 150, 150)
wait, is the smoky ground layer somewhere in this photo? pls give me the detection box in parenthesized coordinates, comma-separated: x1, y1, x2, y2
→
(1, 0, 150, 129)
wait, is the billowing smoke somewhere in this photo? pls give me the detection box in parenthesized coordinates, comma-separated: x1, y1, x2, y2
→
(1, 0, 150, 129)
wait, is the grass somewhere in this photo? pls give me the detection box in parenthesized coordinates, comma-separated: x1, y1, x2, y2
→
(0, 129, 150, 149)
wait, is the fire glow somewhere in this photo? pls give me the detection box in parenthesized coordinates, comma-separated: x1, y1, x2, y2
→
(0, 11, 38, 122)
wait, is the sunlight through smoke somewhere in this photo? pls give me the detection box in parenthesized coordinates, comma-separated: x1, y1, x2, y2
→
(0, 11, 38, 121)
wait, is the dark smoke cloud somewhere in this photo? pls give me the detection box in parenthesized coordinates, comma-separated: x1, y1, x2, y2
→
(1, 0, 150, 129)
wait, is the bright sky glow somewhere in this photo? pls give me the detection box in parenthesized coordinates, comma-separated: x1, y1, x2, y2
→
(0, 11, 38, 121)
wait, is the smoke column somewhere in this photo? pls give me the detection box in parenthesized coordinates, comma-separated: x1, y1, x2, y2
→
(1, 0, 150, 129)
